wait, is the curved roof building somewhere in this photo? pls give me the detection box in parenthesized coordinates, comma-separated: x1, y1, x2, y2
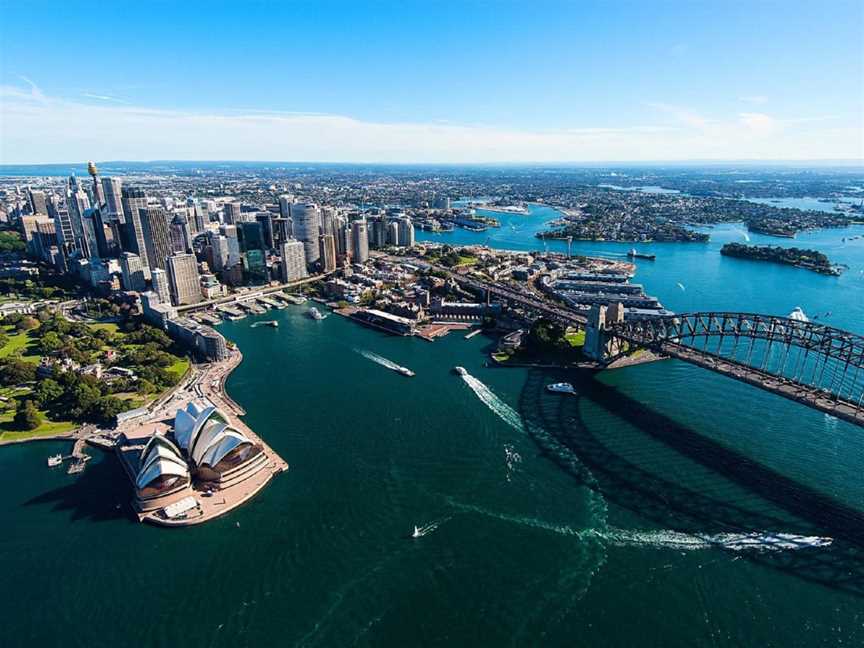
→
(135, 434, 189, 498)
(172, 402, 258, 473)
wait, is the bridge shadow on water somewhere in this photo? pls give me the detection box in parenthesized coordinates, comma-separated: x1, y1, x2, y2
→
(23, 454, 134, 524)
(517, 367, 864, 597)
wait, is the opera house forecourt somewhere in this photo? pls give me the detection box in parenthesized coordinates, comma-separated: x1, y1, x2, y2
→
(117, 398, 287, 526)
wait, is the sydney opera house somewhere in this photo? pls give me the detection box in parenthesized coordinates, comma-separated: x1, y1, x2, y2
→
(122, 401, 272, 521)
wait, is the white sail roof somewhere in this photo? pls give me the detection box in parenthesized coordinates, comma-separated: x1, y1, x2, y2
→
(135, 434, 189, 490)
(198, 429, 251, 467)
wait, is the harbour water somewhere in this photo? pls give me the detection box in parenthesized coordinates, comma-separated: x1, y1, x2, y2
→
(1, 206, 864, 646)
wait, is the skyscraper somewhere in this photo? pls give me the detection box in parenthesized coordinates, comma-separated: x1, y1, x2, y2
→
(101, 177, 123, 220)
(291, 202, 321, 265)
(398, 218, 415, 247)
(119, 252, 146, 292)
(220, 224, 241, 266)
(27, 189, 48, 215)
(255, 212, 274, 249)
(351, 220, 369, 263)
(167, 253, 202, 305)
(319, 234, 337, 273)
(140, 206, 172, 271)
(121, 187, 151, 276)
(278, 195, 294, 219)
(280, 240, 307, 283)
(150, 268, 171, 304)
(169, 213, 192, 253)
(223, 201, 241, 225)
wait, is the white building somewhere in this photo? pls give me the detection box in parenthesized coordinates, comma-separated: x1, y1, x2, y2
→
(280, 239, 308, 283)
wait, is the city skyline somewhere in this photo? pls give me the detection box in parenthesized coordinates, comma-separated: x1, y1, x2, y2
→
(1, 1, 862, 164)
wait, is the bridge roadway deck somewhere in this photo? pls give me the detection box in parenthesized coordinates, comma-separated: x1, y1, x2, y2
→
(661, 342, 864, 427)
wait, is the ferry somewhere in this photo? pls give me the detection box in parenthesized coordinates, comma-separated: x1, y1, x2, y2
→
(307, 307, 326, 321)
(627, 248, 656, 261)
(47, 454, 63, 467)
(453, 366, 468, 376)
(546, 382, 577, 395)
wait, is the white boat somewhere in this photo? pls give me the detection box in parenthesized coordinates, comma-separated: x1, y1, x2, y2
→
(396, 366, 415, 377)
(412, 526, 421, 538)
(546, 382, 576, 394)
(47, 454, 63, 467)
(453, 366, 468, 376)
(307, 307, 326, 320)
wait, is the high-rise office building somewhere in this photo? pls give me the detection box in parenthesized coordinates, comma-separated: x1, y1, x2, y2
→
(80, 208, 102, 259)
(319, 234, 337, 273)
(67, 187, 90, 252)
(371, 217, 387, 248)
(220, 224, 241, 266)
(272, 217, 292, 245)
(167, 253, 202, 305)
(120, 187, 151, 279)
(337, 222, 352, 266)
(169, 213, 192, 253)
(223, 201, 241, 225)
(119, 252, 146, 292)
(193, 202, 208, 232)
(291, 202, 321, 265)
(27, 189, 48, 215)
(242, 248, 268, 284)
(255, 212, 274, 249)
(47, 194, 75, 253)
(386, 221, 399, 245)
(398, 218, 415, 247)
(351, 220, 369, 263)
(278, 195, 294, 219)
(140, 206, 172, 271)
(280, 240, 307, 283)
(150, 268, 171, 304)
(101, 177, 123, 220)
(239, 221, 265, 252)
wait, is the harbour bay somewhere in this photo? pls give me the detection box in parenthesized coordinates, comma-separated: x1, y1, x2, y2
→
(1, 205, 864, 646)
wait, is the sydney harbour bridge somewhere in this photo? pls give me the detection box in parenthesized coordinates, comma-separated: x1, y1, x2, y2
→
(457, 276, 864, 428)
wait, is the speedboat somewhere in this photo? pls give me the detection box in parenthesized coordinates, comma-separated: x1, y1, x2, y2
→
(453, 366, 468, 376)
(396, 366, 415, 377)
(412, 526, 422, 538)
(546, 382, 576, 394)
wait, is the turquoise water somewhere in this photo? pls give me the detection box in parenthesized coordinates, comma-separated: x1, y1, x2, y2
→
(1, 205, 864, 646)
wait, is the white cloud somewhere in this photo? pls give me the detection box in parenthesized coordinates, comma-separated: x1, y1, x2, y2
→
(0, 84, 860, 164)
(738, 112, 779, 136)
(81, 92, 129, 104)
(740, 95, 769, 105)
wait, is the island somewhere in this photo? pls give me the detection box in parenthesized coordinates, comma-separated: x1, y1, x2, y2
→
(720, 243, 843, 275)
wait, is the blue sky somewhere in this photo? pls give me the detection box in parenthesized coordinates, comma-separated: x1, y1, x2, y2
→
(1, 0, 862, 163)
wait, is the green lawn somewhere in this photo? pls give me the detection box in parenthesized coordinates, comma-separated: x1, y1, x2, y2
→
(0, 325, 42, 363)
(0, 395, 76, 442)
(167, 357, 190, 380)
(565, 329, 586, 347)
(89, 322, 121, 335)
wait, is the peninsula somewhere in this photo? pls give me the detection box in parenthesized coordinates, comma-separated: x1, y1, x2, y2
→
(720, 243, 843, 275)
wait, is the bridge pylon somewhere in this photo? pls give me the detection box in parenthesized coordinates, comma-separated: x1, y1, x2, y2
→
(584, 302, 625, 362)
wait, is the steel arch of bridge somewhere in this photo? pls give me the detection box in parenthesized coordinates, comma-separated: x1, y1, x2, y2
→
(609, 312, 864, 427)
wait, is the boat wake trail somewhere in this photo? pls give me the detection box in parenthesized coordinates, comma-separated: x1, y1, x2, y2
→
(460, 371, 525, 433)
(448, 500, 832, 553)
(602, 529, 833, 552)
(356, 349, 403, 372)
(412, 516, 452, 538)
